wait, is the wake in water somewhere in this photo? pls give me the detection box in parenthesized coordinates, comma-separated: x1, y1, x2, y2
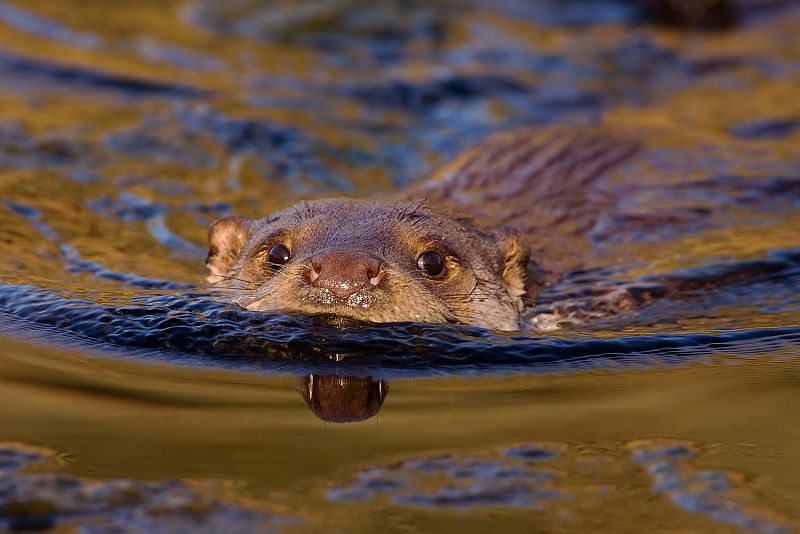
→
(1, 244, 798, 377)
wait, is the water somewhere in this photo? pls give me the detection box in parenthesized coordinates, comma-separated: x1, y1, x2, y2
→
(0, 0, 799, 532)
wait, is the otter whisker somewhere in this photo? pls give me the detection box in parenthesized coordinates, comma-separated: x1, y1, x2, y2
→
(207, 273, 260, 288)
(207, 287, 251, 295)
(212, 277, 258, 288)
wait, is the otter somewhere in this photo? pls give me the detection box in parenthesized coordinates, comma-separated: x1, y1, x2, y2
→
(206, 129, 639, 331)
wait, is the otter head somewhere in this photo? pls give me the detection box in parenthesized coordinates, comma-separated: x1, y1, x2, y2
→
(206, 199, 533, 331)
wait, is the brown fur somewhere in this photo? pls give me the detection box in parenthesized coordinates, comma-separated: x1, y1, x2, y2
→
(400, 128, 639, 285)
(207, 199, 529, 330)
(206, 129, 638, 331)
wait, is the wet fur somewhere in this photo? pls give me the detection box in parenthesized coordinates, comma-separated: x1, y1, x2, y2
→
(207, 128, 639, 331)
(208, 199, 530, 330)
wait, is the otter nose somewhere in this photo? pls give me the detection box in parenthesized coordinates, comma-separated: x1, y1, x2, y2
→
(308, 251, 382, 299)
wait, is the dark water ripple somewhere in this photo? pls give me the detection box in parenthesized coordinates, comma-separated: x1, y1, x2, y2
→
(0, 282, 797, 378)
(0, 51, 207, 99)
(731, 117, 800, 140)
(349, 74, 531, 112)
(61, 247, 196, 291)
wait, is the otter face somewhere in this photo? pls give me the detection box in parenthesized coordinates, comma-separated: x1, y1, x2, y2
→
(206, 199, 532, 331)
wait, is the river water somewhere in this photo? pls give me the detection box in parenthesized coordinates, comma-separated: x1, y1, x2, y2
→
(0, 1, 799, 532)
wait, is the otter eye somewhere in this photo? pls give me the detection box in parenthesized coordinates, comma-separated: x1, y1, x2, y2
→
(267, 244, 291, 268)
(417, 251, 445, 278)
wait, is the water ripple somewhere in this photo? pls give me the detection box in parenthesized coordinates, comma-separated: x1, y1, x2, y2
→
(0, 283, 797, 377)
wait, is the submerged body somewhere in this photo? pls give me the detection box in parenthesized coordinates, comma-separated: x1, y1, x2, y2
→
(207, 129, 638, 331)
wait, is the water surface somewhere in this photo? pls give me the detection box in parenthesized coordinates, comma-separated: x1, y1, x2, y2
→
(0, 0, 799, 532)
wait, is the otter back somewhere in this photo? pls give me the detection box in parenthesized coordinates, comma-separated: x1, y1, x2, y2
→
(399, 128, 640, 284)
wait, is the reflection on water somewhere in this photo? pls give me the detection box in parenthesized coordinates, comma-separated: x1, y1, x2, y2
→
(301, 375, 388, 423)
(329, 438, 796, 533)
(0, 0, 799, 531)
(0, 442, 296, 533)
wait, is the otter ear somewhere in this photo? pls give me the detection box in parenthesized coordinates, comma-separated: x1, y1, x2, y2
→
(206, 216, 252, 277)
(492, 228, 536, 303)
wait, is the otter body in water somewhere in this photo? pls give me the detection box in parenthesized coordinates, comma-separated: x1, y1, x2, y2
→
(207, 199, 530, 330)
(207, 129, 638, 331)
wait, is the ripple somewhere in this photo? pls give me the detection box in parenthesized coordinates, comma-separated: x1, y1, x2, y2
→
(628, 439, 796, 534)
(0, 282, 798, 377)
(327, 438, 798, 531)
(0, 442, 294, 533)
(328, 444, 569, 509)
(0, 2, 103, 49)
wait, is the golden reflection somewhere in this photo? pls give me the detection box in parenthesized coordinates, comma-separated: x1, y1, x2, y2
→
(0, 0, 799, 531)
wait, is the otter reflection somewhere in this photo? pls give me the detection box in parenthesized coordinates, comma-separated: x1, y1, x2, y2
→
(300, 375, 388, 423)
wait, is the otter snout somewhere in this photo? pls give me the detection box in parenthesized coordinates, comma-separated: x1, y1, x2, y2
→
(307, 251, 383, 299)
